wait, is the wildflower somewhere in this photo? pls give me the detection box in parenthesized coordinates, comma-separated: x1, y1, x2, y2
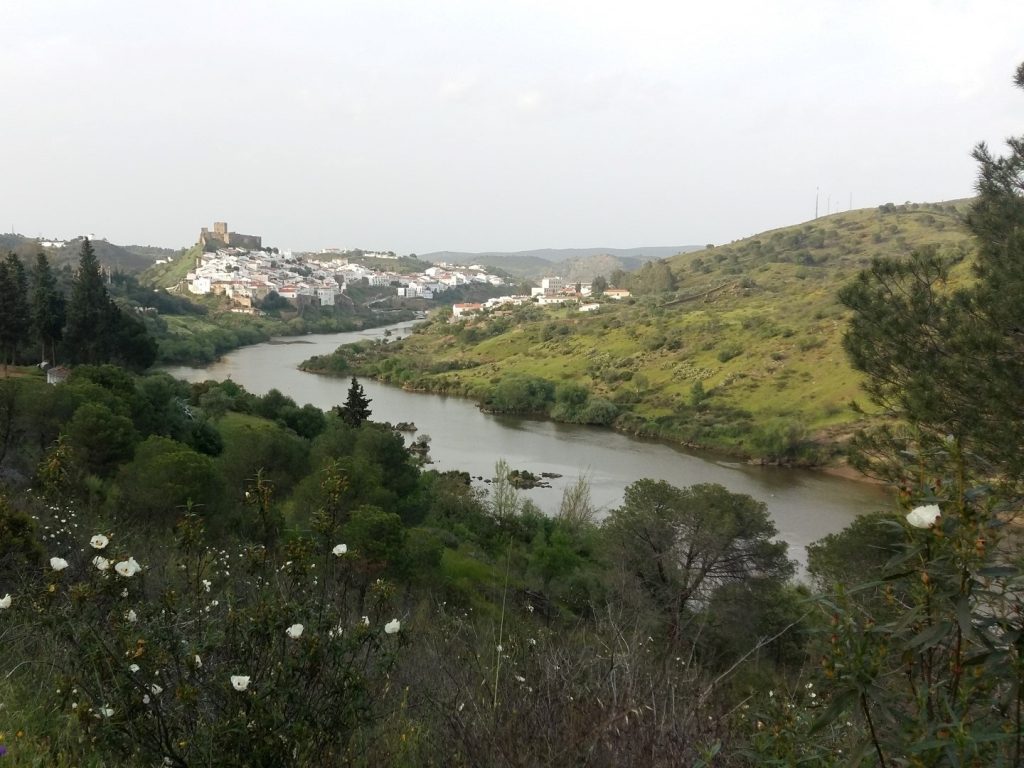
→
(129, 664, 140, 673)
(125, 609, 138, 624)
(150, 684, 163, 695)
(384, 618, 400, 634)
(121, 588, 129, 598)
(202, 579, 211, 592)
(0, 594, 11, 610)
(361, 616, 369, 627)
(332, 543, 348, 556)
(194, 654, 202, 668)
(515, 675, 526, 683)
(90, 534, 109, 550)
(93, 556, 110, 571)
(115, 558, 142, 578)
(906, 504, 941, 529)
(99, 705, 114, 718)
(231, 675, 250, 691)
(49, 557, 69, 572)
(528, 638, 536, 646)
(286, 623, 304, 639)
(142, 694, 150, 704)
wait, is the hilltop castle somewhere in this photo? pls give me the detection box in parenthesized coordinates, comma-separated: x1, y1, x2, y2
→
(198, 221, 262, 252)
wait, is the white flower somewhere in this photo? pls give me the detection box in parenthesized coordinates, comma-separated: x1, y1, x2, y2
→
(906, 504, 941, 529)
(99, 705, 114, 718)
(121, 588, 129, 598)
(332, 543, 348, 556)
(361, 616, 369, 627)
(150, 683, 163, 695)
(142, 694, 150, 704)
(194, 654, 202, 668)
(93, 555, 110, 571)
(50, 557, 69, 571)
(202, 579, 211, 592)
(129, 663, 140, 673)
(286, 623, 304, 639)
(515, 675, 526, 683)
(384, 618, 400, 634)
(125, 609, 138, 624)
(0, 594, 11, 610)
(231, 675, 250, 691)
(90, 534, 109, 550)
(114, 557, 142, 578)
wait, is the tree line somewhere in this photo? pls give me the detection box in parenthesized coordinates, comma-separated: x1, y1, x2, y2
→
(0, 238, 156, 372)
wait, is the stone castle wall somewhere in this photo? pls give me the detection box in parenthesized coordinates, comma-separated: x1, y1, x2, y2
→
(199, 222, 262, 252)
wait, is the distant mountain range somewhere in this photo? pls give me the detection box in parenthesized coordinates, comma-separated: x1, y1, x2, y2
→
(418, 246, 703, 281)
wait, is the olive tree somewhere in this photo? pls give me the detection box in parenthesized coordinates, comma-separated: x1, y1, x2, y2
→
(603, 480, 794, 644)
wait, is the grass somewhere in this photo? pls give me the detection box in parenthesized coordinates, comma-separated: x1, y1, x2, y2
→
(302, 201, 977, 460)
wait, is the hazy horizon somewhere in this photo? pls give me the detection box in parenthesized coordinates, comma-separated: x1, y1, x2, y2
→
(2, 1, 1022, 254)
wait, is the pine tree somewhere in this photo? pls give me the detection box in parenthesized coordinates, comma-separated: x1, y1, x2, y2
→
(840, 62, 1024, 478)
(0, 253, 30, 370)
(0, 259, 11, 373)
(64, 238, 112, 365)
(337, 376, 372, 427)
(31, 252, 64, 364)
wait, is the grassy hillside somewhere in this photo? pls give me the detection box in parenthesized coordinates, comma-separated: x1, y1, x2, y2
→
(141, 243, 202, 289)
(303, 201, 975, 463)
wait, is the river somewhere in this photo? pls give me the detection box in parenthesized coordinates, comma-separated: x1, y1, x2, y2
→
(164, 321, 892, 565)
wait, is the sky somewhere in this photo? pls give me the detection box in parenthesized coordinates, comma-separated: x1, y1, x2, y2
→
(1, 0, 1022, 254)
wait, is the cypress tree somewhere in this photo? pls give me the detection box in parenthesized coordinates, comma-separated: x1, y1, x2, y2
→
(64, 238, 111, 364)
(0, 253, 30, 369)
(337, 376, 372, 427)
(31, 252, 64, 364)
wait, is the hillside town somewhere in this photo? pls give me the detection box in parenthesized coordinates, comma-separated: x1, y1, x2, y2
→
(183, 222, 508, 311)
(449, 276, 631, 320)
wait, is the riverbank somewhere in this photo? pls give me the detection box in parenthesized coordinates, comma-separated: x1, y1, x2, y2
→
(164, 321, 891, 562)
(300, 351, 869, 471)
(149, 308, 417, 366)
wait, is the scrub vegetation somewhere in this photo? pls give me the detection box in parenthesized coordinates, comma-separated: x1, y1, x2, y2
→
(301, 199, 973, 464)
(2, 59, 1024, 768)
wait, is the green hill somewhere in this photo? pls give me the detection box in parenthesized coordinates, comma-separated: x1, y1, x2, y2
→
(141, 243, 201, 289)
(1, 234, 176, 273)
(302, 200, 975, 463)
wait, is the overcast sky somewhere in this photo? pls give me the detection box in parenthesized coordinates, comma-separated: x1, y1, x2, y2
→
(1, 0, 1022, 254)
